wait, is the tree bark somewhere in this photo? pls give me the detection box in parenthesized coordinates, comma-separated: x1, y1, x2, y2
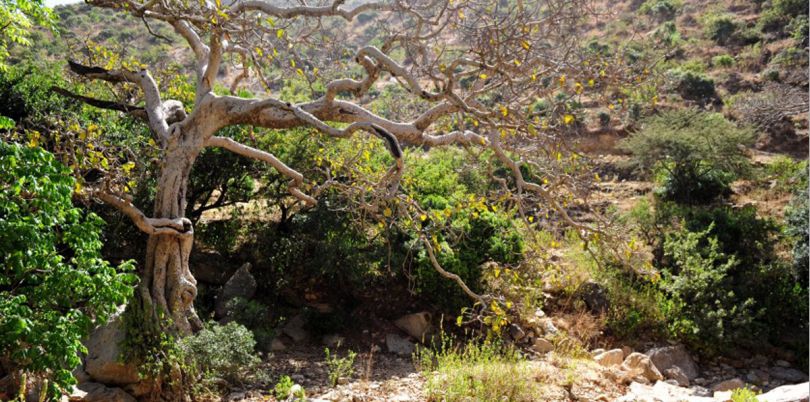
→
(140, 133, 203, 335)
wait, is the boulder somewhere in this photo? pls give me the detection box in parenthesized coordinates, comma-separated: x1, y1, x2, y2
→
(67, 382, 136, 402)
(269, 337, 287, 352)
(664, 367, 690, 387)
(215, 263, 257, 318)
(622, 353, 663, 382)
(711, 378, 745, 392)
(594, 349, 624, 367)
(394, 312, 431, 340)
(83, 316, 140, 386)
(189, 251, 237, 285)
(385, 334, 415, 356)
(508, 324, 526, 341)
(771, 367, 809, 383)
(574, 281, 609, 314)
(758, 382, 810, 402)
(322, 334, 345, 348)
(615, 381, 716, 402)
(531, 338, 554, 354)
(282, 314, 309, 343)
(746, 369, 770, 385)
(646, 344, 699, 380)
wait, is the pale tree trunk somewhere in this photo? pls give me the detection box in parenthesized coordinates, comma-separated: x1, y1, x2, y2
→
(140, 134, 204, 335)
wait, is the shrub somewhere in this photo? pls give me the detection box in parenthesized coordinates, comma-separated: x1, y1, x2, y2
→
(712, 54, 735, 68)
(180, 322, 261, 385)
(660, 224, 757, 353)
(704, 14, 739, 45)
(773, 0, 809, 17)
(324, 347, 357, 387)
(416, 335, 539, 401)
(668, 69, 718, 105)
(788, 15, 809, 45)
(639, 0, 682, 21)
(731, 387, 760, 402)
(785, 164, 809, 288)
(619, 110, 755, 204)
(0, 142, 136, 397)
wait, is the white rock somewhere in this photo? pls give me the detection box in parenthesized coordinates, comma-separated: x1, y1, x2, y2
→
(68, 382, 136, 402)
(646, 344, 700, 380)
(531, 338, 554, 354)
(82, 314, 140, 386)
(623, 352, 663, 382)
(394, 312, 431, 339)
(386, 333, 415, 356)
(282, 314, 309, 343)
(664, 366, 690, 387)
(758, 382, 810, 402)
(594, 349, 624, 367)
(711, 378, 745, 392)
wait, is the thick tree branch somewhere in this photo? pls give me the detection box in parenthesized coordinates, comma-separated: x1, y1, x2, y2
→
(228, 0, 392, 21)
(95, 191, 193, 236)
(67, 60, 172, 141)
(50, 86, 148, 121)
(204, 136, 316, 205)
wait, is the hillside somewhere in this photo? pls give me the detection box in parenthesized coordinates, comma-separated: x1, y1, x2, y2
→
(1, 1, 808, 401)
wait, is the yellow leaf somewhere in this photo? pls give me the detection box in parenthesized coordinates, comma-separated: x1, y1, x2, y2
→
(479, 73, 488, 80)
(521, 40, 530, 50)
(563, 114, 575, 125)
(420, 214, 427, 222)
(276, 29, 284, 39)
(588, 79, 595, 87)
(499, 105, 508, 117)
(559, 74, 566, 86)
(383, 207, 393, 217)
(74, 181, 82, 194)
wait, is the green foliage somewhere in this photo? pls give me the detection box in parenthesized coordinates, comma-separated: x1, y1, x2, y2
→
(704, 14, 739, 45)
(0, 142, 135, 395)
(620, 110, 754, 204)
(712, 54, 735, 68)
(788, 15, 808, 44)
(667, 69, 718, 105)
(731, 387, 760, 402)
(274, 375, 294, 399)
(772, 0, 809, 17)
(785, 164, 809, 288)
(416, 334, 538, 401)
(639, 0, 682, 21)
(324, 347, 357, 387)
(0, 0, 54, 70)
(179, 322, 261, 385)
(660, 224, 756, 352)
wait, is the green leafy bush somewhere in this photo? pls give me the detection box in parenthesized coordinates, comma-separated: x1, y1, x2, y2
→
(620, 110, 754, 204)
(180, 322, 260, 385)
(785, 164, 809, 288)
(660, 224, 757, 352)
(0, 142, 136, 396)
(712, 54, 735, 68)
(704, 14, 739, 44)
(416, 335, 539, 401)
(639, 0, 682, 21)
(668, 69, 719, 105)
(324, 347, 357, 387)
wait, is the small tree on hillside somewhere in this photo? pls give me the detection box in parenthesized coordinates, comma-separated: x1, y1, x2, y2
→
(48, 0, 650, 397)
(620, 109, 755, 204)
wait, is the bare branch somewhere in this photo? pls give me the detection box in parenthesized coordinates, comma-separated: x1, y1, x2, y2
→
(67, 60, 172, 141)
(50, 86, 147, 121)
(95, 191, 193, 236)
(229, 0, 392, 21)
(204, 135, 316, 205)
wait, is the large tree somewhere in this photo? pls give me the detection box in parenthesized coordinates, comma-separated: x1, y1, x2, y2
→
(55, 0, 643, 379)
